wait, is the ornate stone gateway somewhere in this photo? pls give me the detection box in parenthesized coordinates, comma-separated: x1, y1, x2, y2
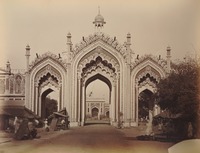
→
(23, 11, 171, 127)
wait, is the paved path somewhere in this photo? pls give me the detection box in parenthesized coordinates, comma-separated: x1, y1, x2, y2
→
(0, 124, 174, 153)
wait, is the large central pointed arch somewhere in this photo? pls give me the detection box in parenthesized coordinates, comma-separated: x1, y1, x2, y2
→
(70, 39, 126, 126)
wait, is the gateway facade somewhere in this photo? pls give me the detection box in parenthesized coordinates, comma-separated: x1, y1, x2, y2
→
(0, 12, 171, 127)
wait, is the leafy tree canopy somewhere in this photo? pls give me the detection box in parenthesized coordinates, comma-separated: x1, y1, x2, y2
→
(156, 57, 200, 118)
(45, 97, 58, 118)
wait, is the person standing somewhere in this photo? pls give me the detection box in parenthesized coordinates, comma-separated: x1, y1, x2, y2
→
(14, 116, 20, 134)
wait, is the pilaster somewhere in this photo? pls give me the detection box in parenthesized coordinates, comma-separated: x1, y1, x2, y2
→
(35, 85, 38, 115)
(135, 81, 139, 126)
(77, 76, 81, 125)
(81, 83, 85, 126)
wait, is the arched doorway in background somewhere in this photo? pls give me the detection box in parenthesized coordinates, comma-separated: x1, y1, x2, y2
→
(138, 89, 154, 120)
(91, 107, 99, 118)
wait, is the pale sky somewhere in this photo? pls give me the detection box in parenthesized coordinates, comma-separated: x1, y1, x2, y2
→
(0, 0, 200, 69)
(86, 79, 109, 102)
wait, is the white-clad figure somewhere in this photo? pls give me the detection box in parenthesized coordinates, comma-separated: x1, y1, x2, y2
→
(145, 111, 153, 135)
(14, 116, 18, 126)
(14, 116, 20, 133)
(34, 119, 39, 126)
(149, 110, 153, 123)
(145, 120, 152, 135)
(61, 118, 65, 125)
(44, 119, 48, 129)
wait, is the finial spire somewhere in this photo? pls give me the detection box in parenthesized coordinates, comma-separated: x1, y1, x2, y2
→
(98, 6, 100, 14)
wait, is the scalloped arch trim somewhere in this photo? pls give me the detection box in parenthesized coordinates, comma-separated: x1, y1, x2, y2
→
(29, 52, 67, 72)
(71, 32, 127, 59)
(131, 54, 168, 73)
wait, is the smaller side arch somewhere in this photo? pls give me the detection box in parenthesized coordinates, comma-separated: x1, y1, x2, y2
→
(26, 57, 67, 115)
(130, 58, 166, 126)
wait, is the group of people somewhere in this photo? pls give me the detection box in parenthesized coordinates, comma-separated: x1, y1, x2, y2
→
(13, 116, 38, 140)
(43, 117, 70, 131)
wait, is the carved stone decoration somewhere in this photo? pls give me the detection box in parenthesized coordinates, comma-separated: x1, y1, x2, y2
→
(91, 103, 100, 109)
(38, 76, 59, 94)
(138, 77, 156, 89)
(145, 66, 151, 72)
(15, 75, 23, 94)
(78, 47, 120, 74)
(35, 64, 62, 86)
(71, 32, 127, 60)
(9, 77, 14, 94)
(29, 52, 67, 72)
(131, 54, 168, 73)
(0, 79, 5, 94)
(79, 56, 118, 85)
(135, 65, 160, 92)
(137, 70, 160, 84)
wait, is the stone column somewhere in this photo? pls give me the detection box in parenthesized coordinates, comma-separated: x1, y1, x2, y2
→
(89, 103, 92, 115)
(77, 78, 81, 124)
(125, 64, 131, 126)
(111, 82, 116, 123)
(81, 84, 85, 126)
(25, 74, 30, 109)
(116, 77, 119, 122)
(38, 87, 41, 117)
(35, 85, 38, 115)
(59, 84, 62, 110)
(135, 82, 139, 125)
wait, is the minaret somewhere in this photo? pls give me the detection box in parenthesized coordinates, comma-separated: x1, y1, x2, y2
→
(64, 32, 72, 63)
(126, 33, 131, 47)
(93, 7, 106, 32)
(6, 60, 11, 74)
(67, 32, 72, 50)
(25, 44, 30, 72)
(126, 33, 132, 64)
(166, 46, 171, 73)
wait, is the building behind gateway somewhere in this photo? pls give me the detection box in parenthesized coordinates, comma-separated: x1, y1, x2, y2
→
(0, 10, 172, 128)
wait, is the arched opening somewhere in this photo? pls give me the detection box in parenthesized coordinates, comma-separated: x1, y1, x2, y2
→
(138, 89, 154, 121)
(36, 71, 60, 118)
(84, 74, 111, 124)
(41, 88, 58, 119)
(106, 111, 109, 118)
(85, 75, 111, 124)
(91, 107, 99, 118)
(132, 63, 164, 126)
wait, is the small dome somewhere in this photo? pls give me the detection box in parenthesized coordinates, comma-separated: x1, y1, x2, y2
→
(94, 14, 105, 22)
(93, 7, 106, 29)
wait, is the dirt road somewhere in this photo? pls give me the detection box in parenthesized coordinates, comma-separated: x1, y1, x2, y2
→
(0, 124, 174, 153)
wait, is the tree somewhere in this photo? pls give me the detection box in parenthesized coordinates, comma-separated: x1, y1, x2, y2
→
(155, 57, 200, 137)
(45, 97, 58, 118)
(138, 90, 154, 119)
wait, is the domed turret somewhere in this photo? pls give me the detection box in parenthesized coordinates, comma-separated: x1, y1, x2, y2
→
(93, 7, 106, 29)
